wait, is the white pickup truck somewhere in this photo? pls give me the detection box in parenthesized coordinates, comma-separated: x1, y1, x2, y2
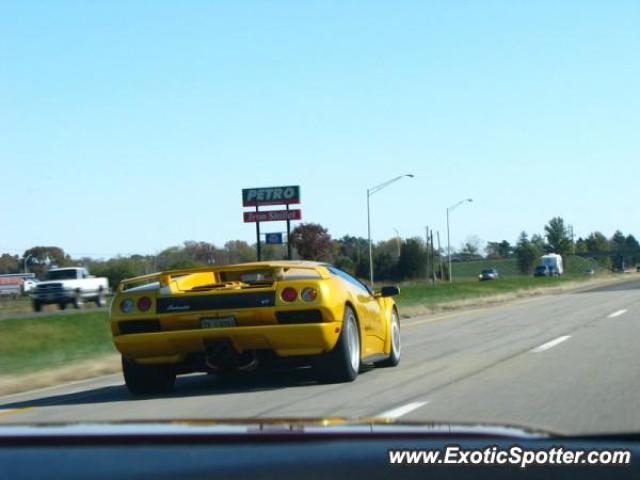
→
(30, 267, 109, 312)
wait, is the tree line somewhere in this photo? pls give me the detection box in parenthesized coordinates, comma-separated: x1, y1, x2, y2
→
(1, 217, 638, 288)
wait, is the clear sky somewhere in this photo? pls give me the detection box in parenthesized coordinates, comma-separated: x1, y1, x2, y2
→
(2, 1, 638, 259)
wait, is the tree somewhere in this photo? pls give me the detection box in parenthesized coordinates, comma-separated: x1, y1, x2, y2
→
(514, 232, 541, 274)
(575, 237, 588, 254)
(485, 240, 513, 259)
(459, 235, 484, 261)
(0, 253, 21, 274)
(610, 231, 626, 252)
(22, 246, 73, 278)
(183, 241, 219, 265)
(544, 217, 571, 258)
(585, 231, 611, 269)
(396, 237, 426, 280)
(625, 234, 640, 251)
(530, 234, 547, 253)
(223, 240, 255, 264)
(373, 250, 396, 280)
(290, 223, 333, 261)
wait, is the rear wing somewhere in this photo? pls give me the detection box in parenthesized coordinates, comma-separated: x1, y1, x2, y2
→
(118, 263, 329, 292)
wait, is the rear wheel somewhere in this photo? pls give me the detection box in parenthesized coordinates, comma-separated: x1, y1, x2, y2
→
(122, 357, 176, 395)
(58, 302, 67, 310)
(72, 291, 83, 309)
(374, 308, 401, 367)
(95, 287, 106, 307)
(314, 305, 360, 383)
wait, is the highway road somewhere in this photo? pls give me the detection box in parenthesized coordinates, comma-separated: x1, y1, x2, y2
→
(1, 278, 639, 435)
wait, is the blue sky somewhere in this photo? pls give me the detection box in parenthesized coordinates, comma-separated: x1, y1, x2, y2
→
(1, 1, 638, 258)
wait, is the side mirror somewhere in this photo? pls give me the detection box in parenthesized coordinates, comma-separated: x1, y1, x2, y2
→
(377, 286, 400, 297)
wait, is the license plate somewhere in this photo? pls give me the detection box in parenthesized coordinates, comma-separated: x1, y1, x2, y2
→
(200, 316, 236, 329)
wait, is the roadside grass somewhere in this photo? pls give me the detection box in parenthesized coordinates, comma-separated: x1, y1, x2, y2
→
(0, 311, 115, 376)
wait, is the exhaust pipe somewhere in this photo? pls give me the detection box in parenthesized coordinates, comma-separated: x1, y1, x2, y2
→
(205, 341, 259, 372)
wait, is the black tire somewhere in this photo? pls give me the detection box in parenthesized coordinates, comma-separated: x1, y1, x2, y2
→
(314, 305, 360, 384)
(374, 308, 401, 368)
(59, 302, 67, 310)
(122, 357, 176, 395)
(72, 291, 83, 309)
(32, 300, 42, 312)
(95, 288, 105, 307)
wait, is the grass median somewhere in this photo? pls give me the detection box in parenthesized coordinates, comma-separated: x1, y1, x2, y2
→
(0, 311, 116, 377)
(396, 274, 607, 316)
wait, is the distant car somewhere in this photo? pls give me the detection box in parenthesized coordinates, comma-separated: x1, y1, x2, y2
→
(478, 268, 499, 281)
(584, 269, 595, 276)
(533, 265, 551, 277)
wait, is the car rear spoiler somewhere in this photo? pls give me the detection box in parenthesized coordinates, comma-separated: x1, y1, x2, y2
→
(118, 263, 329, 292)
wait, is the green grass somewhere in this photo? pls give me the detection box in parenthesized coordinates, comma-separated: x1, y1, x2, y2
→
(0, 311, 116, 375)
(396, 274, 590, 308)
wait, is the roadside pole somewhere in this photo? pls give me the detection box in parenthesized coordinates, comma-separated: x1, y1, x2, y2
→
(425, 226, 430, 282)
(430, 230, 436, 285)
(437, 231, 443, 280)
(255, 206, 262, 261)
(286, 204, 292, 260)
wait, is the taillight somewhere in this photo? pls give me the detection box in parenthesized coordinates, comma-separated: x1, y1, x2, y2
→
(120, 298, 134, 313)
(301, 287, 317, 302)
(281, 287, 297, 302)
(137, 296, 152, 312)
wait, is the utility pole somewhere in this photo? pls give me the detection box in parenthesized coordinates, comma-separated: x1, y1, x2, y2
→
(430, 230, 436, 285)
(437, 231, 443, 281)
(425, 226, 430, 282)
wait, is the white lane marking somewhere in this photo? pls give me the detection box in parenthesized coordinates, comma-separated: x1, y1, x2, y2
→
(376, 401, 429, 419)
(531, 335, 571, 353)
(607, 309, 628, 319)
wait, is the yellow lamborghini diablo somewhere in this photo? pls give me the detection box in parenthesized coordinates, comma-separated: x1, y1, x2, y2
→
(110, 261, 401, 394)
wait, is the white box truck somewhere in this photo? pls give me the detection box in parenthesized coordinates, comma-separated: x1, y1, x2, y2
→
(540, 254, 564, 276)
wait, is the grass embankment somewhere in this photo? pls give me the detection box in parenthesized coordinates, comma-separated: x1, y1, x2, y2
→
(0, 311, 116, 377)
(396, 274, 604, 317)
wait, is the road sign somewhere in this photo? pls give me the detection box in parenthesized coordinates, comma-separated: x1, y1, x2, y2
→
(242, 186, 300, 207)
(265, 233, 283, 244)
(243, 209, 302, 223)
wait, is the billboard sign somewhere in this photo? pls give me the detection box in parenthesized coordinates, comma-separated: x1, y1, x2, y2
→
(242, 186, 300, 207)
(243, 209, 302, 223)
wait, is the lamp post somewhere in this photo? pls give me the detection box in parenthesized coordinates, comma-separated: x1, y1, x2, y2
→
(446, 198, 473, 283)
(23, 254, 34, 274)
(367, 174, 414, 287)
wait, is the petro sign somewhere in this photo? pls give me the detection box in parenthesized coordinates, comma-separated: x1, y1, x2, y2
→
(242, 186, 300, 207)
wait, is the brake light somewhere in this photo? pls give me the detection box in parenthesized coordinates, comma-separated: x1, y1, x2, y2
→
(137, 296, 152, 312)
(120, 298, 134, 313)
(301, 287, 317, 302)
(281, 287, 297, 302)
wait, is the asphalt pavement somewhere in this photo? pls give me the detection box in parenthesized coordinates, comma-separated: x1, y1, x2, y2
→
(1, 278, 639, 435)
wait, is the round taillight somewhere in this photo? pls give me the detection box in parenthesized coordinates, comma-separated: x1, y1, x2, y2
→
(120, 298, 134, 313)
(281, 287, 297, 302)
(301, 287, 317, 302)
(137, 296, 152, 312)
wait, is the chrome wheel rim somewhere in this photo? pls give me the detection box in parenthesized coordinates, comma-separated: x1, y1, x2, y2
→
(391, 311, 401, 357)
(346, 312, 360, 372)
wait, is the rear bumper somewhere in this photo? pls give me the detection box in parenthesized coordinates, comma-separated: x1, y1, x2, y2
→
(113, 322, 342, 364)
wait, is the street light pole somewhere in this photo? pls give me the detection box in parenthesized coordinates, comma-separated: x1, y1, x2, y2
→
(23, 254, 33, 274)
(446, 198, 473, 284)
(367, 174, 414, 288)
